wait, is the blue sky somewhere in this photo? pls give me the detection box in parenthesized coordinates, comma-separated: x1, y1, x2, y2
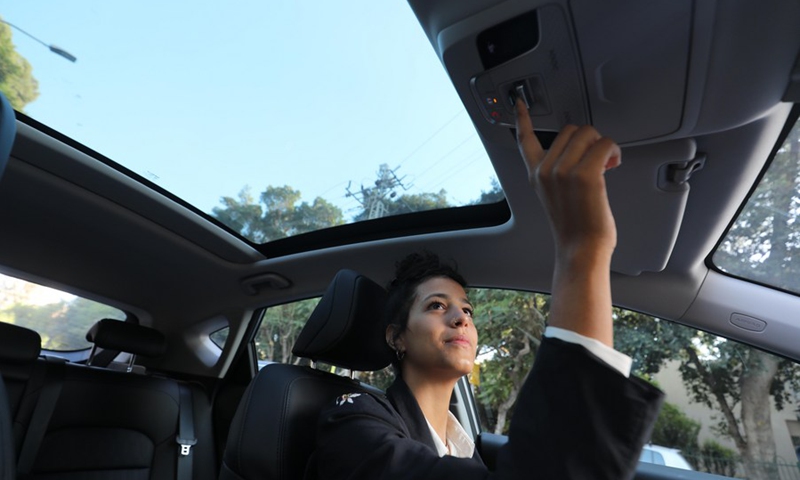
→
(2, 1, 497, 217)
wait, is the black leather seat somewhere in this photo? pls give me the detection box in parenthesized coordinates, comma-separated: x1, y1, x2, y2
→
(9, 320, 216, 480)
(220, 269, 394, 480)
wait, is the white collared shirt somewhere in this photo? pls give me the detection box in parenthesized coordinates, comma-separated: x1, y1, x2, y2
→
(425, 411, 475, 458)
(544, 326, 632, 377)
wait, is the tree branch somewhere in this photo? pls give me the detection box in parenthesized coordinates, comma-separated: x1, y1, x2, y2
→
(685, 347, 747, 451)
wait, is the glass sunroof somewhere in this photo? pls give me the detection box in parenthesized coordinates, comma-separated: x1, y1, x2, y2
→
(713, 114, 800, 294)
(1, 2, 501, 244)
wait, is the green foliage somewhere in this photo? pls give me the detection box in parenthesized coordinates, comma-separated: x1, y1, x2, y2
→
(714, 121, 800, 293)
(650, 402, 700, 457)
(696, 440, 738, 477)
(613, 310, 690, 376)
(0, 20, 39, 111)
(255, 298, 320, 364)
(470, 288, 547, 434)
(472, 178, 505, 205)
(212, 186, 344, 243)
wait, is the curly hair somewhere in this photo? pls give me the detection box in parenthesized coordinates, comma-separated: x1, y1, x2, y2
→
(384, 251, 467, 373)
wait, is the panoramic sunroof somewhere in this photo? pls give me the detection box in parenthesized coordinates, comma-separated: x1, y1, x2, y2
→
(713, 113, 800, 295)
(1, 2, 501, 244)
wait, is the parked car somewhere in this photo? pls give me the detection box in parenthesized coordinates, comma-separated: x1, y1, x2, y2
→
(1, 1, 799, 479)
(640, 445, 694, 471)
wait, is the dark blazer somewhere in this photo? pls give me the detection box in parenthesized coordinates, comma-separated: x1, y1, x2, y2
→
(311, 337, 664, 480)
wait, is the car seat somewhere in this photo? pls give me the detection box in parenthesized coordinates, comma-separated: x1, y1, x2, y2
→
(219, 269, 394, 480)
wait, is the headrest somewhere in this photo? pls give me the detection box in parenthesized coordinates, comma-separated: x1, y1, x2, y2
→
(86, 319, 166, 358)
(292, 269, 393, 371)
(0, 322, 41, 364)
(0, 91, 16, 183)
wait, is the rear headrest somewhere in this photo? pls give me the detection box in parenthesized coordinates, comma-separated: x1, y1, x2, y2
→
(292, 269, 393, 371)
(86, 319, 166, 358)
(0, 92, 16, 183)
(0, 322, 41, 364)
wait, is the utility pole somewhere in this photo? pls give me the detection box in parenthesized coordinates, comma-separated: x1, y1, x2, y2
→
(346, 164, 410, 219)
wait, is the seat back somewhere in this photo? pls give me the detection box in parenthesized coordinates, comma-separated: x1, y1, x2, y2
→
(220, 270, 393, 480)
(0, 320, 41, 471)
(11, 320, 215, 480)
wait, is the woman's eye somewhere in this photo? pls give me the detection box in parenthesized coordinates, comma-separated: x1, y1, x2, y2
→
(463, 308, 474, 317)
(429, 301, 446, 310)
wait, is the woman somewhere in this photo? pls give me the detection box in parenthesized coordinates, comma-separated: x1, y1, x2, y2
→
(310, 100, 664, 479)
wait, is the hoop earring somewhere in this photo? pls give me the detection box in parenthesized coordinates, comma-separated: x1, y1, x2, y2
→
(396, 349, 405, 361)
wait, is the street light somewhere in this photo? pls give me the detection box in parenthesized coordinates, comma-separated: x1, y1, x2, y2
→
(1, 20, 77, 62)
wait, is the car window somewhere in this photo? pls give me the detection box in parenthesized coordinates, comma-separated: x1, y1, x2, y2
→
(640, 449, 666, 466)
(252, 297, 396, 389)
(469, 288, 800, 479)
(0, 272, 126, 351)
(713, 114, 800, 295)
(254, 298, 321, 366)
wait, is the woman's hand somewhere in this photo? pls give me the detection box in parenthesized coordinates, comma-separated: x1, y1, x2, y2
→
(514, 99, 620, 346)
(514, 99, 620, 260)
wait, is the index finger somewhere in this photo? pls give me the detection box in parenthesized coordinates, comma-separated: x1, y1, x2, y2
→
(514, 98, 544, 163)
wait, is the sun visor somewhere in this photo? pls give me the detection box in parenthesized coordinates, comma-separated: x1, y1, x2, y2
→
(608, 139, 697, 275)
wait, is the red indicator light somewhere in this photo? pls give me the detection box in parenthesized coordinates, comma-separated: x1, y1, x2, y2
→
(490, 111, 501, 120)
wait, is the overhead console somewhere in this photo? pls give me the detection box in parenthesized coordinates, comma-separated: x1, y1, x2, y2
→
(470, 6, 590, 132)
(419, 0, 800, 145)
(469, 1, 692, 144)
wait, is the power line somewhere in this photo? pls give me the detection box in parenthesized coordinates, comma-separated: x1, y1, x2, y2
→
(394, 110, 464, 169)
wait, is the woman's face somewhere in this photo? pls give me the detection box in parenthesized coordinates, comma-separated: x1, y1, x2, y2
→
(395, 276, 478, 381)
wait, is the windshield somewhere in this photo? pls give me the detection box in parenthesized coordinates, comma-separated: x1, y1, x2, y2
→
(1, 2, 501, 244)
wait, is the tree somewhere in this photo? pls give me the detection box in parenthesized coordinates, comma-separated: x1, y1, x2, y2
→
(715, 121, 800, 292)
(212, 185, 344, 242)
(255, 298, 319, 365)
(213, 185, 346, 361)
(472, 178, 505, 205)
(471, 289, 547, 434)
(0, 19, 40, 111)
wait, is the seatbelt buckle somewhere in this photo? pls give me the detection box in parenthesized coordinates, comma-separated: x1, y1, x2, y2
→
(177, 437, 197, 456)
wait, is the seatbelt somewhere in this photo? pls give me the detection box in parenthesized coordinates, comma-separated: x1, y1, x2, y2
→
(17, 356, 66, 476)
(176, 383, 197, 480)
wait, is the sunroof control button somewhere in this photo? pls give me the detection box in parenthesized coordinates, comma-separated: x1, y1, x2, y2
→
(509, 83, 531, 109)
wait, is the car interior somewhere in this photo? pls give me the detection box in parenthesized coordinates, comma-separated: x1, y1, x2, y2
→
(1, 0, 800, 479)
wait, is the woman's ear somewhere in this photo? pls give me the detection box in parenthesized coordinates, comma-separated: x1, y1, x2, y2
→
(385, 324, 403, 352)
